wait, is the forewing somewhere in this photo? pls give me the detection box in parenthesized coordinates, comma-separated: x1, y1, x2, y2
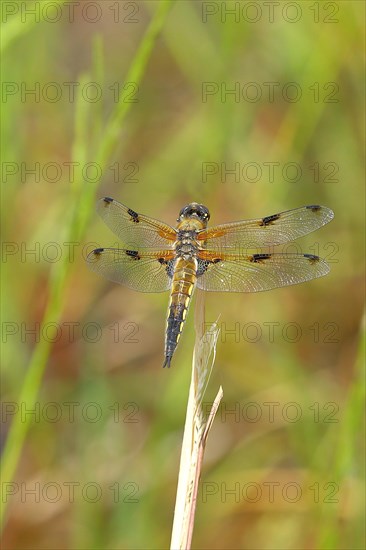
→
(196, 252, 330, 293)
(87, 247, 174, 293)
(197, 205, 334, 250)
(97, 197, 177, 249)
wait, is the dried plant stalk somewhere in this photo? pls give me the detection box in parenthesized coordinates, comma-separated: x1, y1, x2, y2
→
(170, 291, 223, 550)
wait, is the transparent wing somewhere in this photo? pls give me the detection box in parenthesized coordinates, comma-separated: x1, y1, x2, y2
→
(196, 252, 330, 293)
(96, 197, 177, 249)
(86, 247, 174, 293)
(197, 205, 334, 250)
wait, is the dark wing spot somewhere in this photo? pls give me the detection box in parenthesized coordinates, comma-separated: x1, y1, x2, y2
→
(251, 253, 272, 263)
(304, 253, 320, 264)
(127, 208, 140, 223)
(158, 257, 175, 277)
(166, 259, 175, 278)
(306, 205, 321, 212)
(197, 258, 221, 276)
(93, 248, 104, 255)
(126, 249, 140, 260)
(197, 259, 210, 276)
(259, 213, 281, 226)
(103, 197, 113, 205)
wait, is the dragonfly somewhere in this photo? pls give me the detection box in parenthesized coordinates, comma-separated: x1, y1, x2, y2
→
(87, 197, 334, 368)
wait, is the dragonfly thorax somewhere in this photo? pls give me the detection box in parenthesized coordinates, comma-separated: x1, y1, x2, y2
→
(175, 230, 199, 259)
(177, 229, 198, 241)
(175, 242, 198, 259)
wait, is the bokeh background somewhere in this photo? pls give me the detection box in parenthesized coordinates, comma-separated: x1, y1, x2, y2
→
(1, 1, 365, 549)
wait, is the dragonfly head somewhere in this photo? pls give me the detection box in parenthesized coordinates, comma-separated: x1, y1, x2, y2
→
(178, 203, 210, 226)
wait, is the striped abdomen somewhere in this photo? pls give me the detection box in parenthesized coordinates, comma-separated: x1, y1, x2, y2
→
(163, 257, 197, 368)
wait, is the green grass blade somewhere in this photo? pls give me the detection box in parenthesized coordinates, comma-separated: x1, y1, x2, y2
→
(0, 0, 66, 53)
(0, 0, 174, 530)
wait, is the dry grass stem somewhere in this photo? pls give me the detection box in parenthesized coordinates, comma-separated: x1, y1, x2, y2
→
(170, 292, 223, 550)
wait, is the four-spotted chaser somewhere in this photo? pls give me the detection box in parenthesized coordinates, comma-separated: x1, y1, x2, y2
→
(87, 197, 334, 368)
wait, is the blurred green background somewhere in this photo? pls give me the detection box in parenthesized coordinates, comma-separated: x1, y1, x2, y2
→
(1, 1, 365, 549)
